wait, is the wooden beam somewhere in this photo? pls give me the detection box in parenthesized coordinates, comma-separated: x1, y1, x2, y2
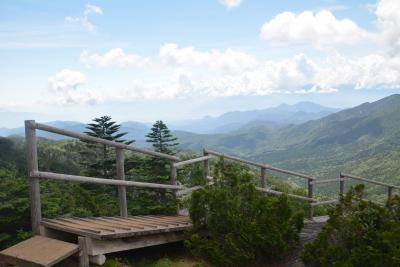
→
(78, 237, 90, 267)
(87, 232, 185, 256)
(173, 155, 214, 168)
(339, 173, 345, 195)
(341, 173, 400, 189)
(170, 161, 177, 185)
(311, 199, 339, 206)
(261, 167, 266, 188)
(116, 148, 127, 217)
(312, 178, 347, 185)
(34, 122, 179, 161)
(255, 187, 315, 202)
(388, 186, 394, 199)
(25, 120, 41, 235)
(203, 149, 210, 182)
(307, 179, 314, 219)
(31, 171, 182, 190)
(204, 149, 316, 180)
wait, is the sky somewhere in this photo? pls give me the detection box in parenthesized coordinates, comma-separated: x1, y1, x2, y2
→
(1, 0, 400, 126)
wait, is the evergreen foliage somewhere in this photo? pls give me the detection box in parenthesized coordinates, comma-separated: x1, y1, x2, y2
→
(185, 158, 304, 267)
(145, 120, 178, 178)
(302, 184, 400, 267)
(82, 116, 133, 178)
(127, 120, 180, 215)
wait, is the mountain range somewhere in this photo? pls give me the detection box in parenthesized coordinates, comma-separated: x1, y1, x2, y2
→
(0, 101, 339, 139)
(170, 101, 340, 133)
(177, 94, 400, 199)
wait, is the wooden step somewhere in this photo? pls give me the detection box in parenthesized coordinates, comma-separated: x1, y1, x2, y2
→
(0, 236, 79, 267)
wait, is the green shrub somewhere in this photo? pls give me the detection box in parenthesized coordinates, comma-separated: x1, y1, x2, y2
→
(302, 184, 400, 267)
(185, 158, 304, 267)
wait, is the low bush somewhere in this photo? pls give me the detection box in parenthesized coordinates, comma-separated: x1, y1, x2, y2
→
(302, 184, 400, 267)
(185, 158, 304, 267)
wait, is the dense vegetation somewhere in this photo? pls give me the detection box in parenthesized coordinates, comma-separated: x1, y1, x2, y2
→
(185, 158, 304, 267)
(302, 184, 400, 267)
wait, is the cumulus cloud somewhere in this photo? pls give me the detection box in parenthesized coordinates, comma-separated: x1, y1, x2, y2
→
(260, 10, 373, 47)
(219, 0, 242, 8)
(318, 52, 400, 90)
(65, 4, 103, 32)
(120, 51, 400, 100)
(159, 43, 258, 74)
(375, 0, 400, 54)
(48, 69, 101, 105)
(80, 48, 149, 68)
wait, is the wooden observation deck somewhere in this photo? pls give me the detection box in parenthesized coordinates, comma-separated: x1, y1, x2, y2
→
(1, 120, 398, 266)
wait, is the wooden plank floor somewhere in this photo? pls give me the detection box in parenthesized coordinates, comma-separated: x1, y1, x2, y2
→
(41, 215, 192, 240)
(0, 236, 79, 267)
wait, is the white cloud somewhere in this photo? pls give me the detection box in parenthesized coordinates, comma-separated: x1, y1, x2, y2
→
(260, 10, 373, 47)
(120, 51, 400, 100)
(317, 52, 400, 90)
(47, 69, 101, 105)
(65, 4, 103, 32)
(80, 48, 149, 68)
(48, 69, 87, 93)
(159, 43, 258, 74)
(375, 0, 400, 54)
(219, 0, 242, 9)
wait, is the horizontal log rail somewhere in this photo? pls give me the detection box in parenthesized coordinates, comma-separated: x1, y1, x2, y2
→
(256, 187, 315, 202)
(341, 173, 400, 189)
(32, 122, 179, 161)
(311, 199, 339, 206)
(312, 178, 347, 185)
(204, 149, 316, 181)
(30, 171, 182, 190)
(173, 155, 215, 168)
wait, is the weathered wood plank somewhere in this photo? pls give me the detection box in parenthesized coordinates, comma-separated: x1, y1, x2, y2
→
(0, 236, 78, 267)
(73, 218, 133, 231)
(57, 218, 117, 232)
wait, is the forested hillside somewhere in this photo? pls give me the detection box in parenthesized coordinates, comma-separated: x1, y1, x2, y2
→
(176, 94, 400, 200)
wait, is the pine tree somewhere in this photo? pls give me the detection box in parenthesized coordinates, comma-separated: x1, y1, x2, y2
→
(82, 116, 134, 178)
(146, 120, 178, 155)
(145, 120, 178, 178)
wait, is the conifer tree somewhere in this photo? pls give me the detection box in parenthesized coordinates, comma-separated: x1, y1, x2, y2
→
(82, 116, 134, 178)
(145, 120, 179, 178)
(146, 120, 178, 155)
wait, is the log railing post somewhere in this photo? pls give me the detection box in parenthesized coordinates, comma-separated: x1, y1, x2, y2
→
(339, 173, 345, 196)
(25, 120, 42, 235)
(261, 167, 266, 188)
(170, 161, 177, 185)
(388, 186, 393, 200)
(307, 178, 314, 219)
(203, 149, 210, 180)
(116, 148, 127, 217)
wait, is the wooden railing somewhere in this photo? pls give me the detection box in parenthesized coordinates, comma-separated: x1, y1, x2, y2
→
(175, 149, 400, 218)
(25, 120, 400, 234)
(25, 120, 184, 234)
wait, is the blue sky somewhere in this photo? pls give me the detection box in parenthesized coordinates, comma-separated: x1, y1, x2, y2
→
(1, 0, 400, 126)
